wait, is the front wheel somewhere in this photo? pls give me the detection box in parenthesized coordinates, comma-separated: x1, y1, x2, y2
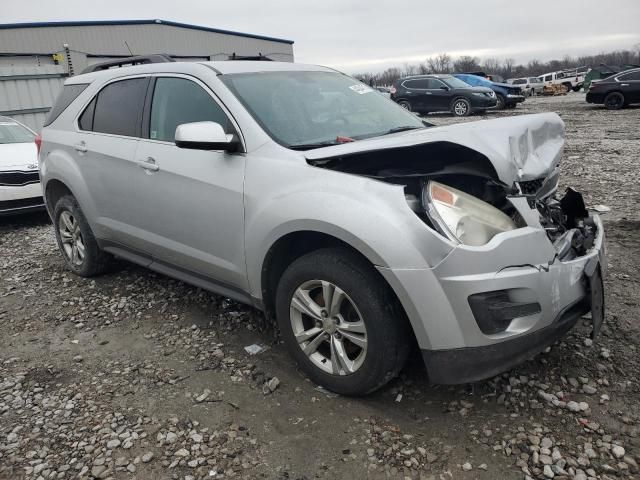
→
(495, 94, 506, 110)
(275, 248, 410, 396)
(604, 92, 625, 110)
(451, 98, 471, 117)
(53, 195, 113, 277)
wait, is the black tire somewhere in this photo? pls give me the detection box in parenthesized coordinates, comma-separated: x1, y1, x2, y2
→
(53, 195, 112, 277)
(495, 94, 506, 110)
(397, 100, 412, 111)
(572, 86, 581, 92)
(604, 92, 625, 110)
(563, 83, 572, 93)
(451, 98, 471, 117)
(275, 248, 410, 396)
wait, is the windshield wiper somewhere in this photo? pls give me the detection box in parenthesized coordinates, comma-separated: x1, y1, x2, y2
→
(382, 125, 423, 135)
(288, 140, 345, 151)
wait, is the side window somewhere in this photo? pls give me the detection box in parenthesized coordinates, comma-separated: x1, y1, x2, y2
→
(90, 78, 148, 137)
(544, 75, 552, 82)
(402, 79, 430, 90)
(149, 77, 232, 142)
(619, 71, 640, 81)
(429, 79, 447, 89)
(44, 84, 88, 127)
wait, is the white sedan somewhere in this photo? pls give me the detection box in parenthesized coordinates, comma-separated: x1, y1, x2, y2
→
(0, 116, 44, 216)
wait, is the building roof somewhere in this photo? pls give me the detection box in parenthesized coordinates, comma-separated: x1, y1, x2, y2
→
(0, 19, 294, 45)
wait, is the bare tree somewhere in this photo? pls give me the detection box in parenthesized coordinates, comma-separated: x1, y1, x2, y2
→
(482, 57, 502, 74)
(427, 53, 452, 73)
(453, 55, 480, 72)
(502, 58, 515, 78)
(353, 45, 640, 87)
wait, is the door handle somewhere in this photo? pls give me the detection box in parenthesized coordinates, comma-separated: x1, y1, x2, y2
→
(621, 83, 629, 87)
(137, 157, 159, 172)
(73, 142, 87, 153)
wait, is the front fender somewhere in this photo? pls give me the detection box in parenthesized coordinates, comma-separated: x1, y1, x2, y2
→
(243, 158, 455, 300)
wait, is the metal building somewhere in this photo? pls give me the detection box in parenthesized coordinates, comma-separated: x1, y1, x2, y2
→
(0, 19, 295, 130)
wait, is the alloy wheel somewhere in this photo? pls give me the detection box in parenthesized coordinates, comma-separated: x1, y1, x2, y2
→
(289, 280, 367, 376)
(454, 100, 468, 116)
(59, 211, 86, 266)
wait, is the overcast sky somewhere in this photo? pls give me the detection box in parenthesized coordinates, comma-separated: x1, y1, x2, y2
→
(3, 0, 640, 73)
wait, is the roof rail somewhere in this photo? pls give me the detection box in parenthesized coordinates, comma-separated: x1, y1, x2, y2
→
(228, 53, 273, 61)
(82, 54, 175, 74)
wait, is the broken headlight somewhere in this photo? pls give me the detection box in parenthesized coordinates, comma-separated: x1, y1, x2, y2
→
(423, 181, 516, 246)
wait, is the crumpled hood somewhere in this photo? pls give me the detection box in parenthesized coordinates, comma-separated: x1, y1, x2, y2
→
(305, 112, 565, 185)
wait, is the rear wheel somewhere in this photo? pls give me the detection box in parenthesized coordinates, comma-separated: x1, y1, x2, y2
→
(398, 100, 412, 111)
(563, 83, 572, 93)
(604, 92, 625, 110)
(53, 195, 113, 277)
(451, 98, 471, 117)
(275, 248, 410, 396)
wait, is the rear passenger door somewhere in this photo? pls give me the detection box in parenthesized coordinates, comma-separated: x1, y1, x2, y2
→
(75, 76, 153, 255)
(133, 75, 247, 291)
(618, 71, 640, 102)
(400, 79, 430, 110)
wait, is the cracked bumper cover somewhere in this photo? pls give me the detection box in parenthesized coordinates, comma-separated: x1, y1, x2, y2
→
(377, 214, 606, 385)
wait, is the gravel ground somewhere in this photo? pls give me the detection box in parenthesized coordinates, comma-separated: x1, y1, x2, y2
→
(1, 93, 639, 480)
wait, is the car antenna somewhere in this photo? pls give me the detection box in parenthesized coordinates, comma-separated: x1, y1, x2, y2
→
(124, 41, 134, 56)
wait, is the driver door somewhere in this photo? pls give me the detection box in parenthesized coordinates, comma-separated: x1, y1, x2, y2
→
(133, 75, 247, 291)
(425, 78, 453, 110)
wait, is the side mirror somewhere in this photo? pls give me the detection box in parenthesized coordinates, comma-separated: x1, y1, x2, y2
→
(175, 121, 239, 152)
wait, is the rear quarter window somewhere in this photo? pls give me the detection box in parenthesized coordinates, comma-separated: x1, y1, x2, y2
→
(86, 77, 149, 137)
(43, 84, 89, 127)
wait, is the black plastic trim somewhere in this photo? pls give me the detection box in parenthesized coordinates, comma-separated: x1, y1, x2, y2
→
(422, 298, 590, 384)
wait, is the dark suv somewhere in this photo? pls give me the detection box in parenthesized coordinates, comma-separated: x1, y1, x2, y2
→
(390, 75, 497, 117)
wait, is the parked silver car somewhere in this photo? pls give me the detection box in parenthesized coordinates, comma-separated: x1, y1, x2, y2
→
(39, 58, 606, 395)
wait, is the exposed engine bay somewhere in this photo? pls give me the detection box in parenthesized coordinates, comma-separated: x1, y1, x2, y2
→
(308, 140, 596, 260)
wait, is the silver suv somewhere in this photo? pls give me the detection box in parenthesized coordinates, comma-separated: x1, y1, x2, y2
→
(40, 58, 606, 395)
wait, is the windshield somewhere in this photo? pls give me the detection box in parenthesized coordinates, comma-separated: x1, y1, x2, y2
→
(441, 76, 473, 89)
(513, 79, 526, 84)
(220, 71, 424, 149)
(0, 121, 34, 144)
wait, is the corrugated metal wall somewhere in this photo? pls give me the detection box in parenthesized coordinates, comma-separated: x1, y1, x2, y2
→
(0, 23, 294, 72)
(0, 22, 295, 131)
(0, 66, 67, 132)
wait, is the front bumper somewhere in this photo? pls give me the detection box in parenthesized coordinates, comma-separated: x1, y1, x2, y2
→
(422, 297, 589, 384)
(378, 210, 606, 384)
(0, 183, 45, 216)
(507, 94, 526, 103)
(470, 96, 498, 110)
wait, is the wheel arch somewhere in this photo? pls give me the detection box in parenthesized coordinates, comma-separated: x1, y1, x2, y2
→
(43, 178, 75, 217)
(259, 230, 419, 347)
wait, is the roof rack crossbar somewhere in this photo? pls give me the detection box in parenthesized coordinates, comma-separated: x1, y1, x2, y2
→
(82, 54, 175, 74)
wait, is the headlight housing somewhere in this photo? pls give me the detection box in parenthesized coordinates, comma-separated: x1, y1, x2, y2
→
(423, 181, 516, 246)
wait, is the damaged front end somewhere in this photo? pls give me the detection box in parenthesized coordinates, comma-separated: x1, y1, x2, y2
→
(305, 113, 606, 383)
